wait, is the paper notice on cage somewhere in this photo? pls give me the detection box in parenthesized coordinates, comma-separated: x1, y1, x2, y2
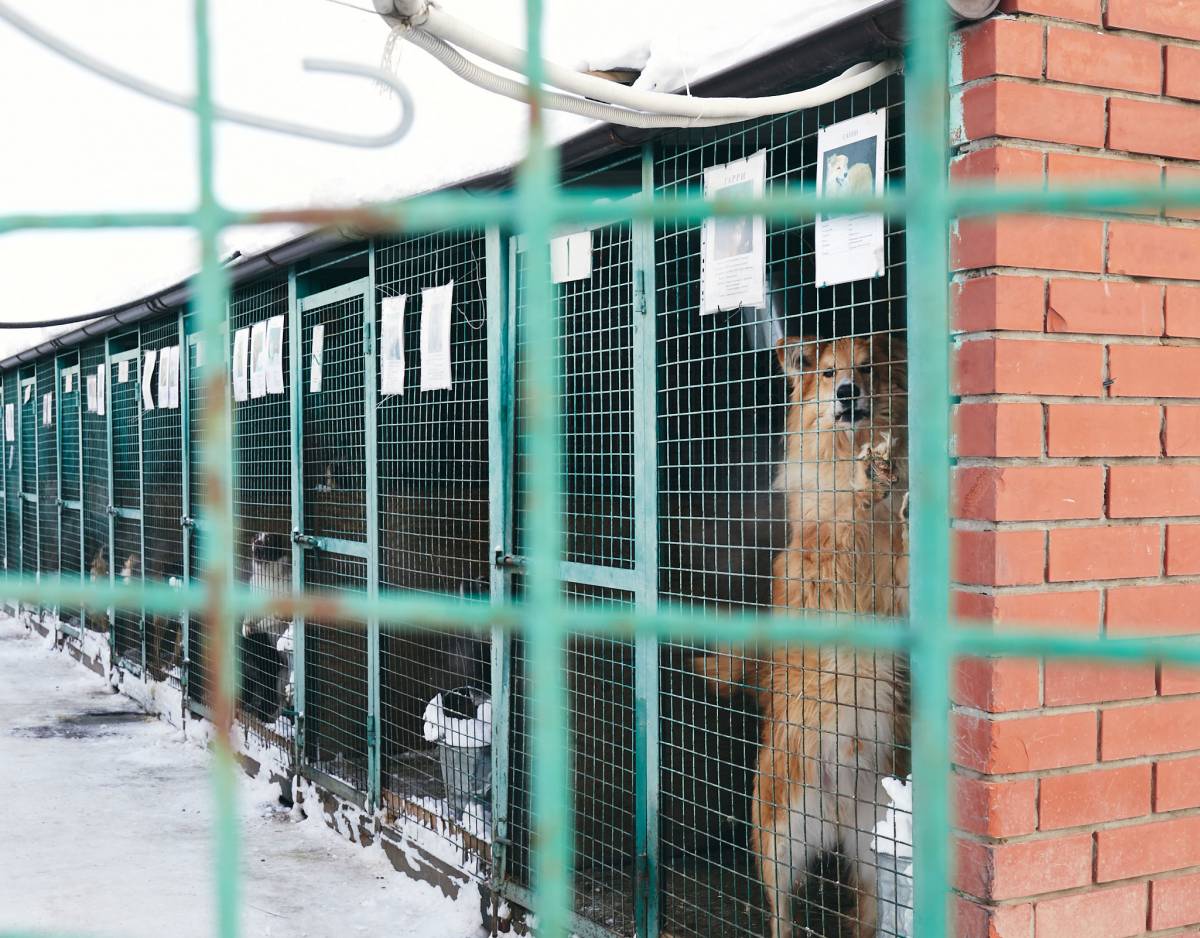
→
(142, 349, 157, 412)
(815, 109, 887, 287)
(249, 322, 267, 400)
(380, 295, 407, 396)
(157, 347, 171, 407)
(118, 359, 129, 384)
(5, 404, 13, 442)
(64, 371, 73, 394)
(700, 150, 767, 315)
(172, 346, 182, 408)
(97, 365, 106, 416)
(265, 315, 285, 395)
(309, 324, 325, 394)
(550, 230, 593, 284)
(420, 282, 454, 392)
(42, 392, 52, 427)
(86, 375, 97, 414)
(232, 327, 250, 403)
(22, 383, 30, 404)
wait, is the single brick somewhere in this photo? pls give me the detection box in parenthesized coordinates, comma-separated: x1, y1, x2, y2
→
(1001, 0, 1101, 25)
(955, 589, 1102, 635)
(1047, 279, 1162, 337)
(1044, 660, 1157, 706)
(1109, 345, 1200, 398)
(957, 776, 1038, 837)
(958, 80, 1107, 148)
(1109, 221, 1200, 280)
(1152, 871, 1200, 931)
(1110, 97, 1200, 162)
(952, 274, 1045, 333)
(1107, 583, 1200, 636)
(1047, 404, 1162, 457)
(1047, 27, 1162, 94)
(1168, 44, 1200, 101)
(1157, 755, 1200, 813)
(952, 147, 1045, 188)
(956, 710, 1097, 773)
(1048, 525, 1160, 581)
(955, 338, 1102, 396)
(954, 402, 1044, 458)
(1035, 882, 1147, 938)
(954, 655, 1041, 712)
(1109, 465, 1200, 518)
(1101, 698, 1200, 760)
(955, 529, 1045, 587)
(1166, 284, 1200, 338)
(1097, 815, 1200, 882)
(957, 834, 1093, 900)
(954, 215, 1104, 273)
(957, 19, 1045, 83)
(955, 897, 1034, 938)
(1165, 164, 1200, 222)
(1161, 665, 1200, 695)
(1107, 0, 1200, 42)
(1040, 764, 1152, 830)
(956, 466, 1104, 522)
(1166, 523, 1200, 574)
(1048, 153, 1162, 216)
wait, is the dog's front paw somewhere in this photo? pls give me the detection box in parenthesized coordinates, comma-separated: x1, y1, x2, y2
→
(859, 432, 898, 490)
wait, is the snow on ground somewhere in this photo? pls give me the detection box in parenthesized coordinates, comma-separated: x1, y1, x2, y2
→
(0, 618, 485, 938)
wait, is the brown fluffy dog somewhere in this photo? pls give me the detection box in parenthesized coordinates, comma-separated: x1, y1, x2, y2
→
(698, 334, 909, 938)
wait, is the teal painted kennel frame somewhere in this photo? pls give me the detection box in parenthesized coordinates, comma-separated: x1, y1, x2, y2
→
(5, 1, 1200, 936)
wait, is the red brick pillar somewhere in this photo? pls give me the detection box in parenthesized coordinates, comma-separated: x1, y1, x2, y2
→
(950, 3, 1200, 934)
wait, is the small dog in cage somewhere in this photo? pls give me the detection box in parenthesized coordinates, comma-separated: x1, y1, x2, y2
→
(697, 334, 910, 938)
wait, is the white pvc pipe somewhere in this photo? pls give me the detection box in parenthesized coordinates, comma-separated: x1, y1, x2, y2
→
(386, 3, 900, 121)
(401, 27, 899, 129)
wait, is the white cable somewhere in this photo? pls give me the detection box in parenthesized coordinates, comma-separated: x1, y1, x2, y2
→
(384, 2, 898, 121)
(401, 27, 898, 129)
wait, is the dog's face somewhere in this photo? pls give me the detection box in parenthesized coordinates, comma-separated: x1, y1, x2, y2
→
(778, 335, 902, 431)
(827, 153, 849, 188)
(251, 530, 290, 566)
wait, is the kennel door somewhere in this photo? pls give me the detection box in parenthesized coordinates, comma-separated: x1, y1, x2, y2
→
(298, 278, 373, 797)
(501, 223, 657, 938)
(109, 346, 144, 673)
(18, 372, 38, 592)
(57, 356, 84, 636)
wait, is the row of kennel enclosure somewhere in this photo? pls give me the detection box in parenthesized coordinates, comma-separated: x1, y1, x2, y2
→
(2, 72, 910, 938)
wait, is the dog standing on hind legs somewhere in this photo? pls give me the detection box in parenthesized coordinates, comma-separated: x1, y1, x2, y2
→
(697, 334, 910, 938)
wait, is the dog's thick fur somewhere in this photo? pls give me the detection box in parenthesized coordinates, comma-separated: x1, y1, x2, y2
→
(698, 334, 910, 938)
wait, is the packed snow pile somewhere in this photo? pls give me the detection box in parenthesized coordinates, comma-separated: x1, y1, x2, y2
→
(872, 774, 914, 938)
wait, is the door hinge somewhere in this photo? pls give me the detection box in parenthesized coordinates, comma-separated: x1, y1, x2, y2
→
(635, 269, 647, 315)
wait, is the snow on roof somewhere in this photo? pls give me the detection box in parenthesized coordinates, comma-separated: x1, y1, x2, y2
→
(0, 0, 881, 358)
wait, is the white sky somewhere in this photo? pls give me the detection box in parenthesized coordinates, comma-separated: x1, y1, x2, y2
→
(0, 0, 875, 358)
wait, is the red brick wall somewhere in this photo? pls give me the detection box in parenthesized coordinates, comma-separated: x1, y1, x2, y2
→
(951, 4, 1200, 934)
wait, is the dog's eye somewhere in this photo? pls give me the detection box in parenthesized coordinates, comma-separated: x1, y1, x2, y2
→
(858, 366, 871, 375)
(821, 369, 835, 379)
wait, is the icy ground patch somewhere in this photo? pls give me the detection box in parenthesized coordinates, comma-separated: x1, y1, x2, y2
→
(0, 619, 485, 938)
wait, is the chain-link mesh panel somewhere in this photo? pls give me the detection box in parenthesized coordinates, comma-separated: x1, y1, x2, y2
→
(508, 584, 637, 934)
(81, 342, 109, 633)
(110, 350, 143, 670)
(654, 73, 910, 938)
(58, 355, 83, 633)
(141, 316, 185, 684)
(373, 231, 491, 836)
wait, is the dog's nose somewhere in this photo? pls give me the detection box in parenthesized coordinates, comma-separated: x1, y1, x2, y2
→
(835, 380, 860, 402)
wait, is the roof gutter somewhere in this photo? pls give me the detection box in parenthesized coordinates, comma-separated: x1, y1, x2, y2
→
(0, 0, 996, 373)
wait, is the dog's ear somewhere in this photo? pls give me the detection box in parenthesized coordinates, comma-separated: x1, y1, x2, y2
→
(775, 336, 817, 378)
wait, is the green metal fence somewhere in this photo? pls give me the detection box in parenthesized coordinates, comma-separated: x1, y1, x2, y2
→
(6, 1, 1200, 937)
